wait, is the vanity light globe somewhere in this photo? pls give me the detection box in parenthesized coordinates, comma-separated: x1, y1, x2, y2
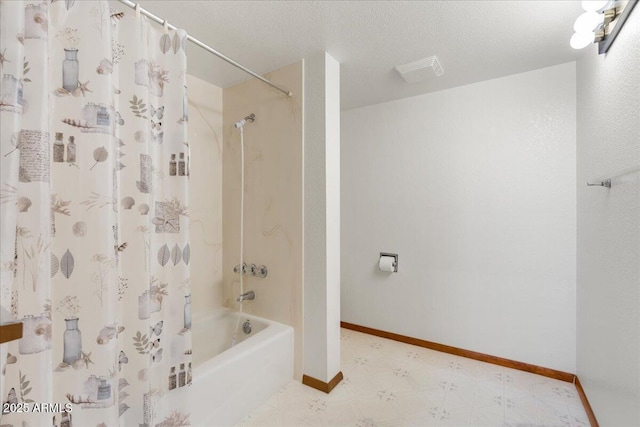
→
(570, 31, 595, 49)
(581, 0, 610, 12)
(573, 11, 604, 33)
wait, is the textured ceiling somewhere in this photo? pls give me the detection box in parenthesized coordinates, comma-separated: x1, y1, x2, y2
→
(140, 1, 585, 110)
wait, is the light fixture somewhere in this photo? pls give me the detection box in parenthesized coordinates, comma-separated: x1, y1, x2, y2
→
(570, 0, 638, 54)
(581, 0, 611, 12)
(570, 31, 596, 49)
(573, 12, 604, 32)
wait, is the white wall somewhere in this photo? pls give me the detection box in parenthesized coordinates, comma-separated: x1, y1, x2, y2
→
(187, 75, 224, 318)
(576, 9, 640, 426)
(341, 63, 577, 372)
(304, 52, 342, 383)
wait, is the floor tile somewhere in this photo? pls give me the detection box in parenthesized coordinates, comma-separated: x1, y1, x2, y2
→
(403, 411, 439, 427)
(235, 328, 589, 427)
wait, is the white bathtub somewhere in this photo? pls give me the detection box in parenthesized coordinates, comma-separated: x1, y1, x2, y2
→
(191, 308, 294, 426)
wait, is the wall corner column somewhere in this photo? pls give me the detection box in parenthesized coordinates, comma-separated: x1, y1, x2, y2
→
(303, 51, 341, 387)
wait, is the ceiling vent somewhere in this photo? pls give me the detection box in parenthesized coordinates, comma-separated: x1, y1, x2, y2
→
(395, 56, 444, 83)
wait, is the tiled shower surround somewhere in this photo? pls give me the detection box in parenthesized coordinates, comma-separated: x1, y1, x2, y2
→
(236, 328, 589, 426)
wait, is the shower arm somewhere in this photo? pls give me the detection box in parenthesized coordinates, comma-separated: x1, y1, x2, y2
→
(234, 113, 256, 129)
(117, 0, 293, 98)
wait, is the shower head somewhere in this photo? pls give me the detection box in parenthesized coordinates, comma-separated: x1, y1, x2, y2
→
(234, 113, 255, 129)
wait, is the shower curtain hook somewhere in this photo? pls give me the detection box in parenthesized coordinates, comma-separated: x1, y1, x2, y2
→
(134, 3, 141, 18)
(163, 19, 169, 34)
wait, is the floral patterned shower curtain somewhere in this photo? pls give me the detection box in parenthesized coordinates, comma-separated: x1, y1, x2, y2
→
(0, 1, 192, 425)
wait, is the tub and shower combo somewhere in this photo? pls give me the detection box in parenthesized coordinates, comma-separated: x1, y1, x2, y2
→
(191, 113, 294, 426)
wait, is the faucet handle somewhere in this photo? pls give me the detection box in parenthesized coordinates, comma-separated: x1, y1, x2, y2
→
(233, 263, 248, 275)
(247, 264, 257, 276)
(256, 265, 268, 278)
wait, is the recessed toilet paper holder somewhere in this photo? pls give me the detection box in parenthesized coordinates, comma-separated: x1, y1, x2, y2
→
(379, 252, 398, 273)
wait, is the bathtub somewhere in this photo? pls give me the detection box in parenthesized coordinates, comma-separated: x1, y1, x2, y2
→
(191, 307, 294, 426)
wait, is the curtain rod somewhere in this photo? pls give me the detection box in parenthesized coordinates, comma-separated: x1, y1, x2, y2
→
(118, 0, 293, 97)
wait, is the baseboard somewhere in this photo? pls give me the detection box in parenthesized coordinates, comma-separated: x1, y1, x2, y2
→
(574, 376, 599, 427)
(341, 321, 575, 382)
(302, 371, 343, 394)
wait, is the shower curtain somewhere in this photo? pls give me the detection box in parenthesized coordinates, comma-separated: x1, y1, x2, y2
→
(0, 1, 191, 425)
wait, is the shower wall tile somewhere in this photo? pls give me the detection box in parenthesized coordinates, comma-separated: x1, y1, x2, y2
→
(223, 61, 303, 379)
(187, 74, 224, 318)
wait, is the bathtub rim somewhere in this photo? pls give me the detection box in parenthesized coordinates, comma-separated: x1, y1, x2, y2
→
(192, 307, 294, 376)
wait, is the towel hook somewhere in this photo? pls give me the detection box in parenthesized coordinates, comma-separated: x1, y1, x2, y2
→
(587, 179, 612, 188)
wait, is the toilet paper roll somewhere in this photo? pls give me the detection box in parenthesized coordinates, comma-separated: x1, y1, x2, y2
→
(379, 256, 396, 272)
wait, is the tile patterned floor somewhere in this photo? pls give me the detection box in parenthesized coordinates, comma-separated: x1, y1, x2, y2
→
(235, 328, 589, 427)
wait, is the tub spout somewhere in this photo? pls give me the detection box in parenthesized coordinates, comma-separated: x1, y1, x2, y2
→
(237, 290, 255, 302)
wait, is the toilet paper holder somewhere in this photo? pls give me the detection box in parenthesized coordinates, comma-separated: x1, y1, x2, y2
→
(379, 252, 398, 273)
